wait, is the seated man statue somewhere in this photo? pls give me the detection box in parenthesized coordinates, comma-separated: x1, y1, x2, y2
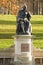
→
(16, 4, 32, 35)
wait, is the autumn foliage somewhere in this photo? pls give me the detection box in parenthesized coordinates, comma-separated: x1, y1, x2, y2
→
(0, 0, 19, 15)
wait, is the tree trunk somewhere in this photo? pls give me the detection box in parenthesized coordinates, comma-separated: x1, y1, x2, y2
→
(42, 2, 43, 14)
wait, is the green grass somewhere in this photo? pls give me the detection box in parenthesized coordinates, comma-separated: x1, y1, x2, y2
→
(33, 39, 43, 49)
(0, 15, 16, 21)
(0, 15, 16, 25)
(31, 15, 43, 48)
(31, 15, 43, 24)
(0, 39, 14, 49)
(0, 15, 43, 49)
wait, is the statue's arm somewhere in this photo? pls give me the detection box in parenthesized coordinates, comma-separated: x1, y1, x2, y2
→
(27, 12, 32, 21)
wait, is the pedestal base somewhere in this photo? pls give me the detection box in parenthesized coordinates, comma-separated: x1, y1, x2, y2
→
(14, 35, 34, 65)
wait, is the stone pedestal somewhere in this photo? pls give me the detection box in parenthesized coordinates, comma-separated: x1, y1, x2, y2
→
(14, 35, 33, 65)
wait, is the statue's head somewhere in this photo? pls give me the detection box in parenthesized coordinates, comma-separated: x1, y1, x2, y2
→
(22, 4, 27, 10)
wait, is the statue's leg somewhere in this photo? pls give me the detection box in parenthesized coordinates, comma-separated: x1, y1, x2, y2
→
(24, 21, 29, 34)
(16, 22, 20, 34)
(29, 22, 32, 35)
(21, 22, 25, 33)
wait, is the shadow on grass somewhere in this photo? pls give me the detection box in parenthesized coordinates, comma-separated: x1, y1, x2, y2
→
(33, 33, 43, 39)
(0, 20, 16, 25)
(0, 20, 43, 24)
(31, 21, 43, 24)
(0, 33, 15, 39)
(0, 33, 43, 39)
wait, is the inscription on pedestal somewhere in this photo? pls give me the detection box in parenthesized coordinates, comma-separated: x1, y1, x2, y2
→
(21, 44, 29, 52)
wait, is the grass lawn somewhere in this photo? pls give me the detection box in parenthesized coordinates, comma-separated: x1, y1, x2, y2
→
(0, 39, 14, 49)
(0, 15, 43, 49)
(33, 39, 43, 49)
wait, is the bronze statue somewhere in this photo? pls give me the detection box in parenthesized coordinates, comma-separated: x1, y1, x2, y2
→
(16, 5, 32, 35)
